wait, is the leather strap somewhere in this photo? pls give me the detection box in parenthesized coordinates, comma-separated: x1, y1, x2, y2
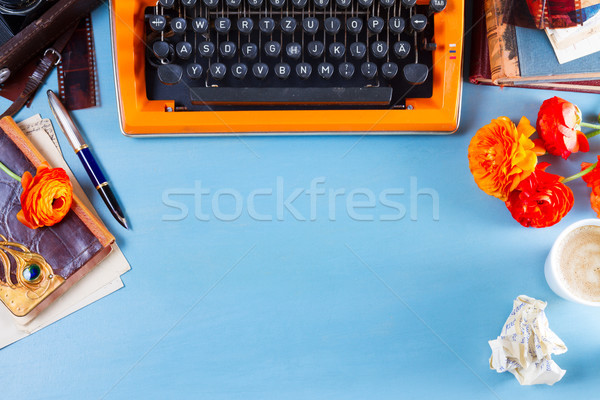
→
(0, 0, 102, 83)
(1, 25, 76, 118)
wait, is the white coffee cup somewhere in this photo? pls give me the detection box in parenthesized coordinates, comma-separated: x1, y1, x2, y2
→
(545, 218, 600, 306)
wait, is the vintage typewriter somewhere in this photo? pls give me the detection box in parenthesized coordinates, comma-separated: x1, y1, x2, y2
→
(110, 0, 463, 135)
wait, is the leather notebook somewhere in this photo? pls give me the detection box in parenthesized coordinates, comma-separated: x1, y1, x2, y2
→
(0, 116, 114, 317)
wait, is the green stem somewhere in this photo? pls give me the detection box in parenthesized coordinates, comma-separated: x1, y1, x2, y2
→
(562, 162, 597, 183)
(0, 161, 21, 182)
(585, 129, 600, 139)
(581, 122, 600, 129)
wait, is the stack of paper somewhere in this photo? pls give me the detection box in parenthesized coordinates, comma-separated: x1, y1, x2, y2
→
(0, 115, 130, 349)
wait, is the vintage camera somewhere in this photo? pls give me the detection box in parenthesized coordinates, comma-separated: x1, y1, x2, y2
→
(0, 0, 44, 15)
(0, 0, 54, 46)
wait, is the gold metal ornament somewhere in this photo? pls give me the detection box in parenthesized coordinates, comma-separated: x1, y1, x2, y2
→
(0, 234, 64, 316)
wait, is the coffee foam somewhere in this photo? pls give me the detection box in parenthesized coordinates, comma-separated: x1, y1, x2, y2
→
(557, 225, 600, 302)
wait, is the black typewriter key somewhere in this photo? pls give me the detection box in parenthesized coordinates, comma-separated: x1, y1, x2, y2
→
(429, 0, 446, 13)
(336, 0, 351, 8)
(349, 42, 367, 59)
(338, 62, 355, 79)
(259, 17, 276, 34)
(409, 14, 427, 32)
(317, 62, 334, 79)
(371, 41, 388, 58)
(380, 0, 395, 7)
(328, 42, 345, 59)
(237, 18, 254, 34)
(265, 41, 281, 57)
(252, 63, 269, 78)
(401, 0, 416, 7)
(389, 17, 405, 34)
(181, 0, 197, 7)
(302, 18, 319, 34)
(198, 41, 216, 57)
(324, 17, 341, 34)
(247, 0, 263, 8)
(176, 41, 193, 59)
(403, 63, 428, 84)
(209, 63, 227, 79)
(381, 62, 399, 79)
(192, 18, 209, 33)
(149, 16, 167, 32)
(346, 18, 363, 34)
(275, 63, 291, 79)
(368, 17, 384, 34)
(158, 64, 182, 85)
(296, 63, 312, 79)
(393, 40, 411, 58)
(307, 41, 324, 57)
(186, 63, 203, 79)
(358, 0, 373, 8)
(281, 17, 297, 34)
(313, 0, 329, 8)
(204, 0, 220, 7)
(231, 63, 248, 79)
(361, 62, 377, 78)
(215, 18, 232, 34)
(242, 43, 258, 59)
(292, 0, 308, 7)
(159, 0, 175, 8)
(286, 42, 302, 59)
(152, 41, 171, 59)
(219, 41, 237, 58)
(171, 18, 187, 34)
(270, 0, 286, 8)
(226, 0, 242, 6)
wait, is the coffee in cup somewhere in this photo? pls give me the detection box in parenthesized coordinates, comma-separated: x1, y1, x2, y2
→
(545, 219, 600, 306)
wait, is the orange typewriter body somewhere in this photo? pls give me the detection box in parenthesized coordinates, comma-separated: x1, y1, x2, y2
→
(110, 0, 464, 135)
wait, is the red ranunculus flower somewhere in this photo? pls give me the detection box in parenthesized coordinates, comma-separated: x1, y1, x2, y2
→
(581, 156, 600, 218)
(536, 96, 589, 160)
(505, 162, 574, 228)
(16, 162, 73, 229)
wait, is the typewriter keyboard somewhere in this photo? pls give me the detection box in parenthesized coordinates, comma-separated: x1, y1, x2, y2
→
(145, 0, 447, 110)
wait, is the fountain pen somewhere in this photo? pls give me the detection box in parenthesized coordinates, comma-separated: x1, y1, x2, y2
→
(47, 90, 128, 229)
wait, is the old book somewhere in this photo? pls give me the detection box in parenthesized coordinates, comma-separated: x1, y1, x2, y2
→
(485, 0, 600, 85)
(0, 116, 114, 317)
(470, 0, 600, 93)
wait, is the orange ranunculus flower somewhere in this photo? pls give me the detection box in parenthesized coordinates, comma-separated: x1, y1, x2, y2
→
(581, 156, 600, 217)
(16, 162, 73, 229)
(468, 116, 542, 201)
(536, 96, 589, 160)
(505, 162, 574, 228)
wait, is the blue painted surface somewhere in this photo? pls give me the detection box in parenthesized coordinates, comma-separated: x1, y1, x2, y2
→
(1, 4, 600, 399)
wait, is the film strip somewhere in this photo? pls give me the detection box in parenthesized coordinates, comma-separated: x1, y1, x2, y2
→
(0, 14, 97, 110)
(525, 0, 584, 28)
(57, 15, 98, 110)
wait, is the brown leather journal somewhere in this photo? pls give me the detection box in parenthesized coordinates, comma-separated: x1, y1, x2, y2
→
(0, 116, 114, 317)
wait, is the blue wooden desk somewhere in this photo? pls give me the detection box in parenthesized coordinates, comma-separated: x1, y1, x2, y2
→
(1, 4, 600, 399)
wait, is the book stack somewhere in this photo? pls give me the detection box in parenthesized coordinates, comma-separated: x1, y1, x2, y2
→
(0, 115, 130, 349)
(470, 0, 600, 93)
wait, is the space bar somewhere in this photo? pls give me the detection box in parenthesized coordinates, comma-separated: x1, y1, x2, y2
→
(190, 87, 393, 105)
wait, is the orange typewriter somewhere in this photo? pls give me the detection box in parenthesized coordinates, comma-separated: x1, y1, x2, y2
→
(110, 0, 463, 135)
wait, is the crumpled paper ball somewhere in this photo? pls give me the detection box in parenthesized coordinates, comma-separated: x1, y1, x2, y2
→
(489, 295, 567, 385)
